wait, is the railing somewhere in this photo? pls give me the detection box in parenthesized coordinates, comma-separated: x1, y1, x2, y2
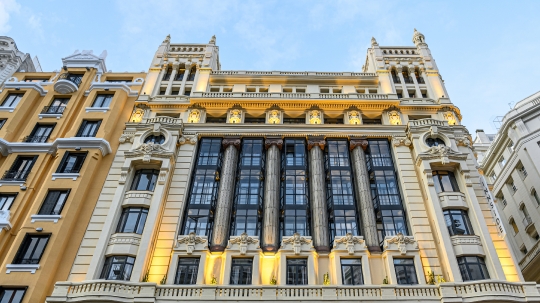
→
(2, 170, 30, 181)
(210, 70, 377, 77)
(58, 73, 83, 87)
(48, 281, 539, 302)
(145, 117, 183, 125)
(23, 135, 49, 143)
(41, 106, 66, 114)
(408, 118, 448, 127)
(198, 92, 389, 100)
(519, 238, 540, 269)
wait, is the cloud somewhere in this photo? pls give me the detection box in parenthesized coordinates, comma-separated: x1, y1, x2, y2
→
(0, 0, 20, 34)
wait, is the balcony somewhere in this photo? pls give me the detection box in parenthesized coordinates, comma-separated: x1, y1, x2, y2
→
(523, 216, 535, 234)
(2, 170, 30, 181)
(54, 73, 83, 94)
(46, 280, 540, 302)
(0, 210, 12, 231)
(23, 135, 49, 143)
(40, 106, 66, 119)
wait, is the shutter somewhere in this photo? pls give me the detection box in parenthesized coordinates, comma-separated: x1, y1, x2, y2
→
(39, 191, 61, 215)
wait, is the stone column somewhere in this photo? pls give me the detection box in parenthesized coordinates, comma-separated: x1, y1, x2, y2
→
(151, 64, 168, 96)
(396, 65, 410, 98)
(165, 62, 179, 95)
(210, 137, 241, 251)
(409, 65, 423, 98)
(307, 136, 329, 251)
(350, 138, 380, 252)
(262, 137, 282, 252)
(179, 63, 192, 95)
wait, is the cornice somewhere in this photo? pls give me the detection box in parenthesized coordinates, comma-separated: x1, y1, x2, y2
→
(0, 138, 112, 156)
(84, 82, 140, 97)
(1, 79, 49, 96)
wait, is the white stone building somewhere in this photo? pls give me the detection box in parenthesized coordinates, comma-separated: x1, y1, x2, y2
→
(0, 36, 41, 85)
(475, 91, 540, 283)
(47, 31, 540, 302)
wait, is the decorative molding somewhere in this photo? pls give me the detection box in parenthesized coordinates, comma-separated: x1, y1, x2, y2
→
(178, 135, 197, 145)
(349, 138, 368, 151)
(333, 233, 365, 255)
(6, 264, 40, 274)
(455, 136, 471, 147)
(384, 233, 417, 255)
(31, 214, 61, 223)
(85, 107, 109, 113)
(0, 210, 12, 231)
(176, 232, 208, 254)
(281, 233, 312, 255)
(417, 145, 467, 165)
(307, 136, 326, 151)
(451, 235, 482, 246)
(227, 233, 259, 255)
(108, 233, 142, 246)
(265, 137, 283, 150)
(3, 81, 48, 96)
(392, 136, 411, 147)
(52, 173, 80, 181)
(222, 137, 241, 150)
(0, 138, 113, 157)
(125, 142, 174, 162)
(84, 82, 139, 97)
(119, 133, 135, 144)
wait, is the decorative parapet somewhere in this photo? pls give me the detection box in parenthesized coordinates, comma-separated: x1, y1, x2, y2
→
(416, 145, 467, 165)
(176, 233, 208, 254)
(226, 233, 259, 255)
(2, 77, 49, 96)
(123, 191, 153, 207)
(84, 80, 142, 97)
(451, 235, 484, 256)
(108, 233, 142, 246)
(332, 233, 366, 255)
(124, 142, 174, 162)
(407, 118, 448, 128)
(383, 233, 418, 255)
(280, 233, 313, 255)
(192, 92, 391, 100)
(210, 70, 377, 77)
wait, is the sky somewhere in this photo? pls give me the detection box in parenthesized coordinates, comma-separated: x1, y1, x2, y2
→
(2, 0, 540, 134)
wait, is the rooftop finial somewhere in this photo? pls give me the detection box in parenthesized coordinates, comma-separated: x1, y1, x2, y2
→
(371, 37, 378, 47)
(209, 35, 216, 45)
(163, 34, 171, 44)
(412, 28, 426, 46)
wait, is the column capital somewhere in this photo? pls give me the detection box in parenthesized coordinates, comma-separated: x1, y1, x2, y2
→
(350, 138, 368, 151)
(222, 137, 241, 150)
(307, 136, 326, 151)
(265, 137, 283, 150)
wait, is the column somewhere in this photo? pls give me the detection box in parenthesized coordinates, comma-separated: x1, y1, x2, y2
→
(396, 65, 410, 98)
(420, 67, 436, 99)
(262, 137, 282, 252)
(179, 63, 192, 95)
(307, 136, 330, 251)
(210, 137, 240, 251)
(409, 65, 423, 98)
(350, 139, 380, 252)
(151, 64, 168, 96)
(164, 62, 179, 95)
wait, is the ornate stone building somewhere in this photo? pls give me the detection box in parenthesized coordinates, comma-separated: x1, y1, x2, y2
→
(475, 91, 540, 283)
(47, 31, 540, 302)
(0, 50, 145, 303)
(0, 36, 40, 85)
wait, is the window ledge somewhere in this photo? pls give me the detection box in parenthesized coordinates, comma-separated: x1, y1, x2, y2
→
(38, 113, 63, 120)
(52, 173, 80, 181)
(0, 106, 16, 113)
(31, 214, 62, 223)
(6, 264, 40, 274)
(0, 181, 26, 187)
(85, 107, 110, 113)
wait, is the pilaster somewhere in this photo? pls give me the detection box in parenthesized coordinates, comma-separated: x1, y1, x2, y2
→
(307, 136, 329, 251)
(262, 137, 282, 251)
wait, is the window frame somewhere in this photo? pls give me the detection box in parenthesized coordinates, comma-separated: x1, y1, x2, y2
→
(38, 190, 70, 215)
(130, 169, 159, 191)
(116, 207, 149, 234)
(457, 256, 490, 281)
(1, 93, 24, 108)
(3, 156, 37, 181)
(443, 209, 474, 236)
(229, 258, 253, 285)
(393, 258, 418, 285)
(341, 258, 364, 285)
(174, 257, 200, 285)
(13, 234, 51, 265)
(100, 255, 136, 281)
(92, 94, 114, 108)
(26, 123, 55, 143)
(143, 134, 166, 145)
(56, 152, 88, 174)
(432, 170, 460, 193)
(286, 258, 308, 285)
(0, 193, 17, 211)
(0, 287, 27, 303)
(76, 120, 102, 137)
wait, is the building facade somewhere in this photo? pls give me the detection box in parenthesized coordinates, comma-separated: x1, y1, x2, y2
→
(0, 50, 145, 302)
(46, 32, 540, 302)
(0, 36, 41, 85)
(475, 91, 540, 283)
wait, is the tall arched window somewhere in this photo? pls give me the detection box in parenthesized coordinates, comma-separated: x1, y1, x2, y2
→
(187, 67, 197, 81)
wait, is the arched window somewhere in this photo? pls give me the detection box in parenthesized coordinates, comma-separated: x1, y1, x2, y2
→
(187, 67, 197, 81)
(426, 137, 445, 147)
(144, 134, 165, 144)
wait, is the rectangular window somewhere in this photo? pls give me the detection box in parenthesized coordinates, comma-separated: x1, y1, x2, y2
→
(394, 258, 418, 285)
(62, 73, 83, 86)
(444, 209, 474, 236)
(2, 156, 37, 181)
(499, 157, 506, 167)
(380, 209, 407, 237)
(13, 234, 50, 264)
(130, 169, 159, 191)
(518, 165, 528, 178)
(457, 256, 490, 281)
(56, 152, 87, 173)
(341, 259, 363, 285)
(183, 138, 222, 236)
(0, 194, 17, 210)
(490, 172, 497, 182)
(38, 190, 69, 215)
(116, 207, 148, 234)
(282, 139, 309, 237)
(362, 118, 382, 125)
(100, 256, 135, 280)
(230, 258, 253, 285)
(0, 119, 6, 129)
(174, 258, 199, 284)
(509, 181, 517, 193)
(24, 124, 55, 143)
(0, 288, 27, 303)
(433, 171, 460, 193)
(92, 94, 114, 107)
(76, 120, 101, 137)
(532, 189, 540, 206)
(286, 259, 308, 285)
(43, 97, 69, 114)
(1, 93, 24, 107)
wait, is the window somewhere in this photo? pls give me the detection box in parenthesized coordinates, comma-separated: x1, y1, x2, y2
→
(510, 218, 519, 234)
(1, 94, 24, 107)
(432, 171, 460, 193)
(508, 141, 514, 151)
(426, 138, 445, 147)
(92, 94, 114, 107)
(362, 118, 382, 125)
(457, 256, 490, 281)
(174, 258, 199, 284)
(105, 79, 132, 83)
(100, 256, 135, 280)
(444, 210, 474, 236)
(38, 190, 69, 215)
(499, 157, 506, 167)
(520, 245, 528, 255)
(2, 156, 37, 181)
(13, 234, 50, 264)
(187, 67, 196, 81)
(0, 194, 16, 210)
(130, 169, 159, 191)
(24, 124, 55, 143)
(56, 152, 87, 173)
(341, 259, 363, 285)
(175, 70, 185, 81)
(380, 209, 407, 237)
(61, 73, 83, 86)
(490, 172, 497, 182)
(394, 259, 418, 285)
(76, 120, 101, 137)
(230, 258, 253, 285)
(499, 194, 507, 207)
(183, 138, 222, 236)
(162, 68, 172, 81)
(43, 98, 69, 114)
(509, 181, 517, 193)
(0, 119, 6, 129)
(144, 135, 165, 144)
(116, 207, 148, 234)
(286, 259, 308, 285)
(0, 288, 26, 303)
(532, 189, 540, 206)
(231, 139, 264, 237)
(518, 165, 528, 178)
(23, 78, 48, 82)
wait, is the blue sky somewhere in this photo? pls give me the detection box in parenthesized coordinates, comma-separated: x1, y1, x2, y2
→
(2, 0, 540, 134)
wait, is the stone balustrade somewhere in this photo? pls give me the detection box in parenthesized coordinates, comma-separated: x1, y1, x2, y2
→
(194, 92, 390, 100)
(210, 70, 377, 77)
(145, 116, 183, 125)
(46, 280, 540, 302)
(407, 118, 448, 127)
